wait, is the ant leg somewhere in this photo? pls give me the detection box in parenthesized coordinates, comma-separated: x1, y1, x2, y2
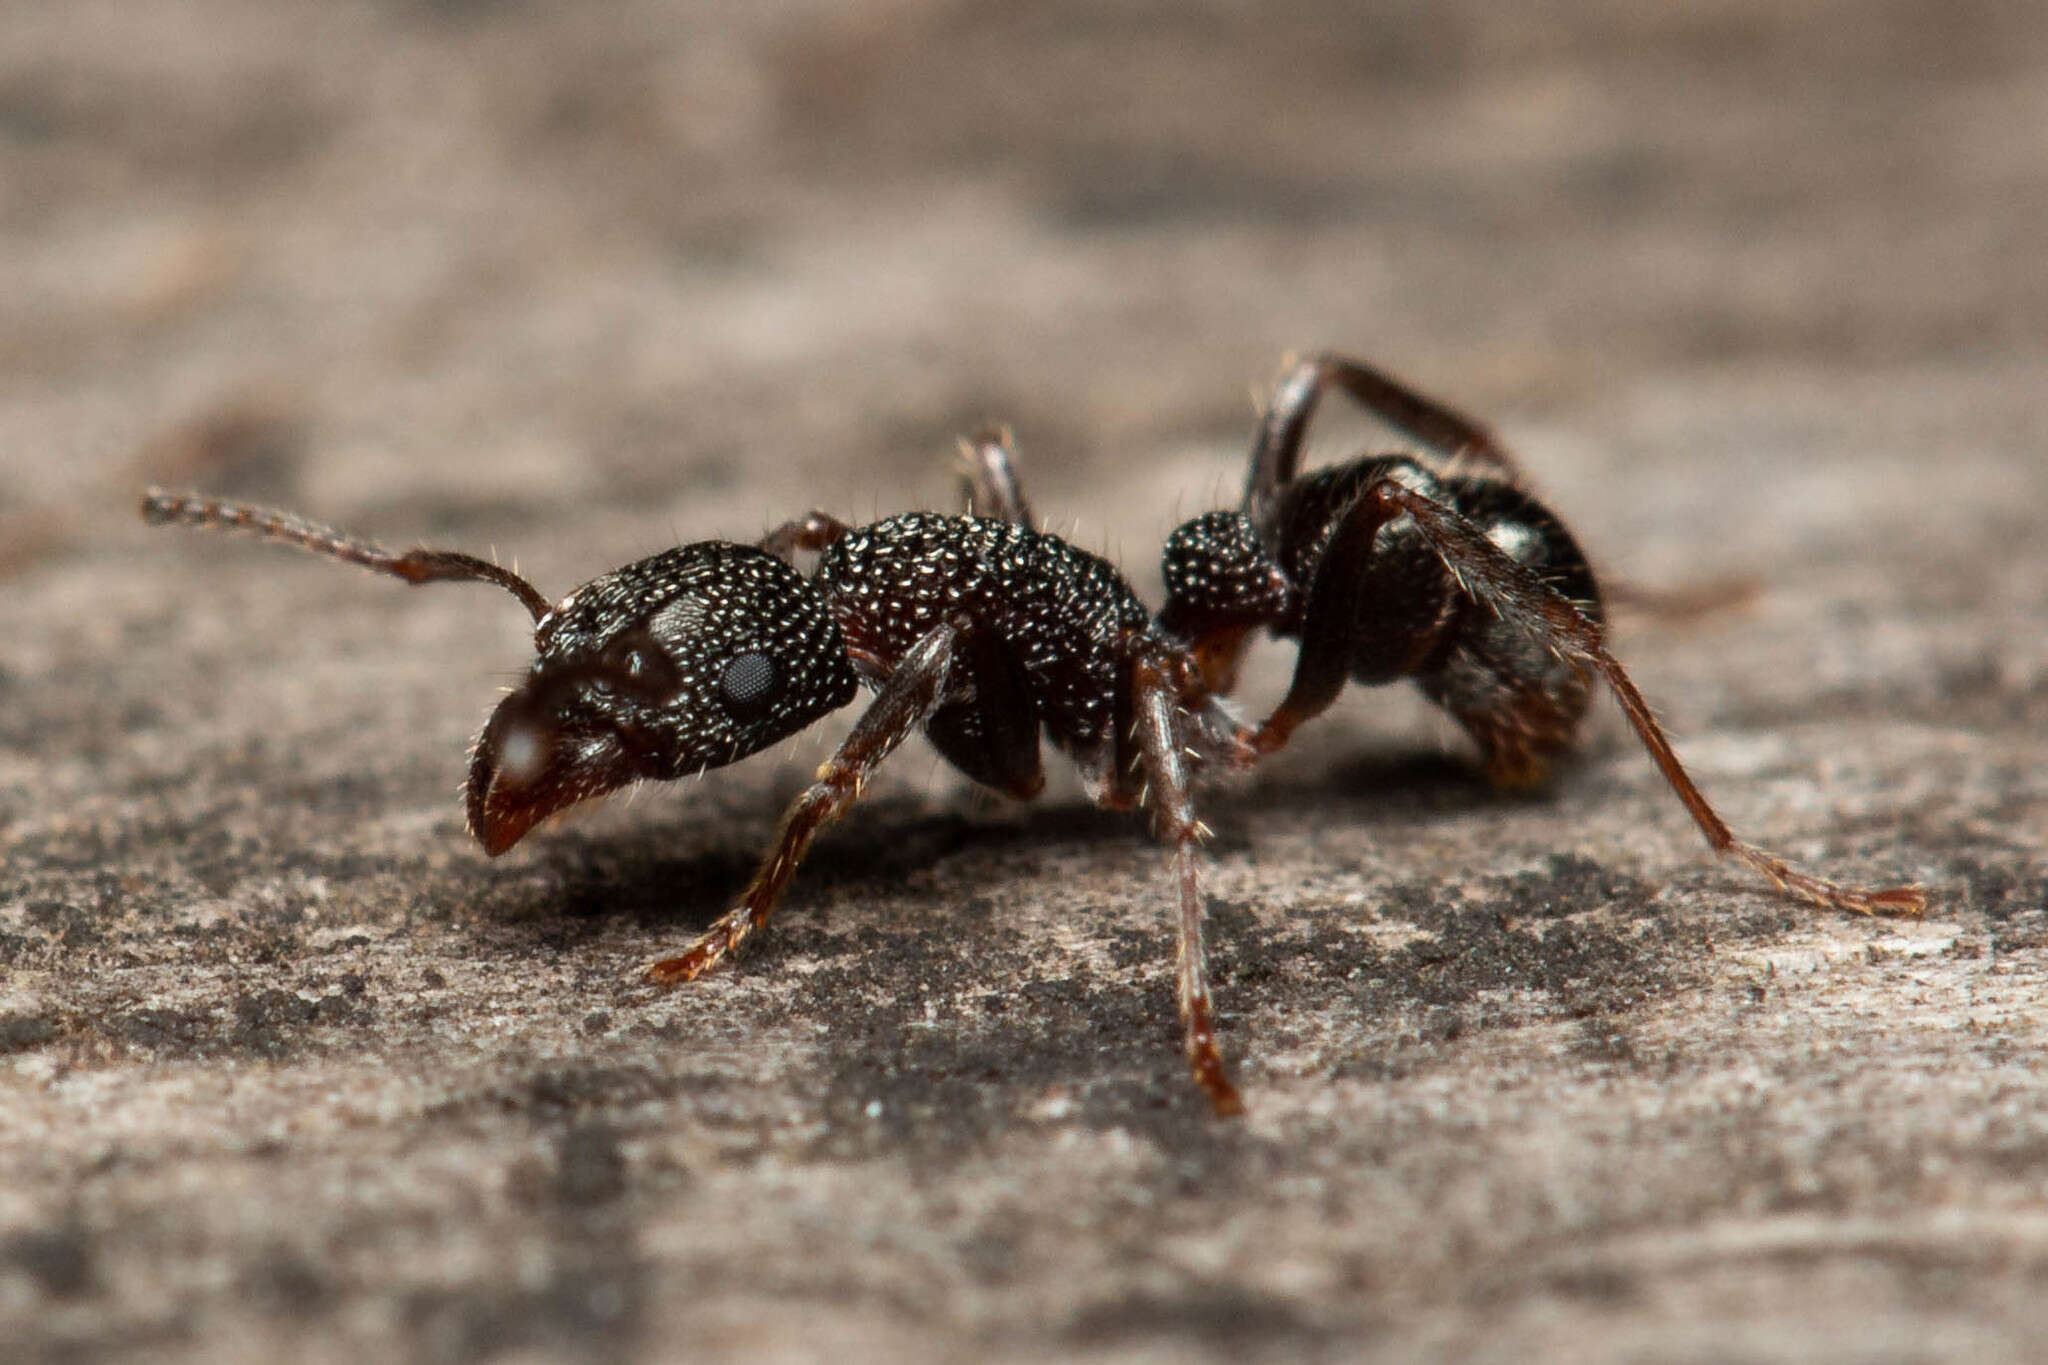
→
(141, 489, 552, 622)
(1131, 643, 1244, 1116)
(759, 512, 852, 563)
(923, 630, 1047, 799)
(1245, 354, 1523, 535)
(1370, 481, 1926, 917)
(1603, 574, 1760, 624)
(644, 621, 960, 985)
(956, 426, 1036, 529)
(1250, 483, 1416, 755)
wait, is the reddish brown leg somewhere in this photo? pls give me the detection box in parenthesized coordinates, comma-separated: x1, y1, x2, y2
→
(1131, 644, 1244, 1117)
(1244, 354, 1524, 536)
(1371, 481, 1926, 916)
(759, 511, 852, 562)
(956, 426, 1036, 529)
(645, 621, 959, 985)
(141, 489, 551, 622)
(1603, 574, 1761, 624)
(1250, 479, 1413, 756)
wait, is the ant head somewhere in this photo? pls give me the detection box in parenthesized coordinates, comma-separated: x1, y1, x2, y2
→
(1158, 510, 1292, 696)
(467, 542, 859, 854)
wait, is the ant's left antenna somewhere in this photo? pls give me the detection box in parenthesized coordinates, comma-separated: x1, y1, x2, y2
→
(141, 489, 552, 624)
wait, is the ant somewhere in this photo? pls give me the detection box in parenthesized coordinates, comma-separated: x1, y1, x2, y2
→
(141, 465, 1260, 1114)
(1148, 352, 1926, 918)
(139, 354, 1923, 1117)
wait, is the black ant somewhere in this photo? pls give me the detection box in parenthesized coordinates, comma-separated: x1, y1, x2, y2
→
(141, 467, 1260, 1113)
(1150, 352, 1926, 918)
(139, 356, 1923, 1117)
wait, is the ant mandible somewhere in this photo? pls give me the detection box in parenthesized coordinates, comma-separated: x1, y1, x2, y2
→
(142, 464, 1259, 1114)
(1150, 352, 1926, 918)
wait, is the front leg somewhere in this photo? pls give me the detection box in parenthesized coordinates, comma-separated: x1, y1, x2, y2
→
(645, 621, 960, 984)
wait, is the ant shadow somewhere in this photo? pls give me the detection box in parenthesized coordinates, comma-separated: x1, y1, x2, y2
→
(501, 741, 1519, 942)
(1218, 746, 1508, 828)
(480, 742, 1672, 1152)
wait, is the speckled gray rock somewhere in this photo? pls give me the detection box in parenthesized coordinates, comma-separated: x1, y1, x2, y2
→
(2, 3, 2045, 1362)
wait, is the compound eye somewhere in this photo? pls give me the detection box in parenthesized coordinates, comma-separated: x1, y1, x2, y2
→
(718, 651, 779, 717)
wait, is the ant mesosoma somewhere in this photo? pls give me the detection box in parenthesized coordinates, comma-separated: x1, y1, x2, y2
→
(1151, 352, 1925, 918)
(141, 469, 1259, 1113)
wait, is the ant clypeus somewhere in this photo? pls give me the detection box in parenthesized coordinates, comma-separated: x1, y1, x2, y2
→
(142, 466, 1259, 1113)
(1149, 352, 1925, 918)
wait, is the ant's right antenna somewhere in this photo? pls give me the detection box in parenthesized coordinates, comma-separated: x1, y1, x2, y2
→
(141, 489, 553, 624)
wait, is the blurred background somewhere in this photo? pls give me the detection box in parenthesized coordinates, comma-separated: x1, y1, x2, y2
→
(6, 0, 2040, 559)
(4, 3, 2045, 1362)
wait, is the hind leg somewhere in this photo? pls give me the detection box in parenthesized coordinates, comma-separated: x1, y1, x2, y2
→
(1268, 477, 1922, 916)
(1243, 353, 1525, 536)
(1367, 481, 1923, 916)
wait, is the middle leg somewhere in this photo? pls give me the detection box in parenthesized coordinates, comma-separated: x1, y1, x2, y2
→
(759, 512, 852, 562)
(1129, 642, 1244, 1116)
(956, 426, 1037, 529)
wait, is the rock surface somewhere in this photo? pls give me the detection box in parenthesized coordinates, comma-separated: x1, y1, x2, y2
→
(2, 2, 2044, 1361)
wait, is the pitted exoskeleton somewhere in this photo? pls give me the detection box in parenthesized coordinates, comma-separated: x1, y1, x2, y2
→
(142, 477, 1258, 1113)
(467, 542, 862, 855)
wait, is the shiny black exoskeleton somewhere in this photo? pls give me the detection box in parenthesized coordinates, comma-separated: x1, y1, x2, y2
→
(142, 468, 1255, 1113)
(462, 539, 861, 854)
(1165, 453, 1602, 789)
(1153, 352, 1925, 918)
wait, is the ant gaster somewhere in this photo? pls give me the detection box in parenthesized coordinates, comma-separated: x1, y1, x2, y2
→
(141, 468, 1258, 1114)
(1155, 352, 1925, 917)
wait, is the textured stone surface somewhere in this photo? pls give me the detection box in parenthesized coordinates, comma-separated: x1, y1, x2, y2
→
(2, 2, 2044, 1361)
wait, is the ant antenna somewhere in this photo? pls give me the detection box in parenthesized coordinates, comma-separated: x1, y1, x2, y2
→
(141, 489, 553, 624)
